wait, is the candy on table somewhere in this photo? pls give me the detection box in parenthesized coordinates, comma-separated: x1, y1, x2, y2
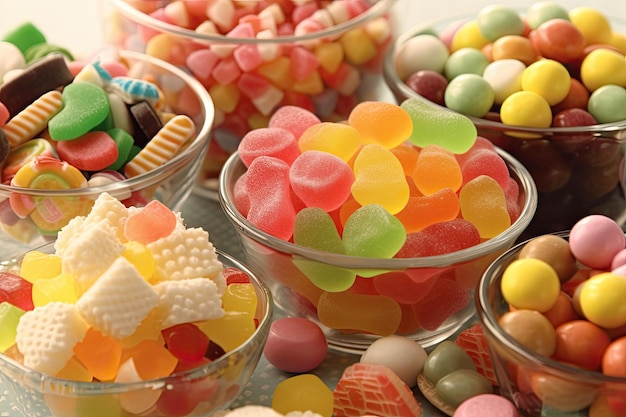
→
(453, 324, 497, 387)
(395, 3, 626, 128)
(272, 374, 334, 417)
(359, 334, 427, 387)
(452, 394, 520, 417)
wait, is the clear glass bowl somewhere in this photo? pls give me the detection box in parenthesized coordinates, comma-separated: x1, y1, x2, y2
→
(0, 50, 215, 253)
(383, 9, 626, 239)
(218, 149, 537, 354)
(477, 232, 626, 417)
(103, 0, 395, 197)
(0, 244, 273, 417)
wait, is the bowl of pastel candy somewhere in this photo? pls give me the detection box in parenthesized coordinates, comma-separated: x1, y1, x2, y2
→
(103, 0, 395, 194)
(0, 192, 273, 417)
(477, 214, 626, 417)
(383, 1, 626, 238)
(218, 97, 537, 353)
(0, 23, 215, 251)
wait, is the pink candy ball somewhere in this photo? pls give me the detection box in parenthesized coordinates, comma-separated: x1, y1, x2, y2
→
(569, 215, 626, 270)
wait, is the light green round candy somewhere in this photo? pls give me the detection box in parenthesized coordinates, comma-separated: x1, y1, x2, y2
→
(400, 97, 477, 154)
(476, 5, 525, 41)
(588, 85, 626, 124)
(444, 48, 490, 81)
(435, 369, 493, 408)
(525, 1, 570, 29)
(444, 74, 495, 118)
(423, 341, 476, 385)
(343, 204, 406, 259)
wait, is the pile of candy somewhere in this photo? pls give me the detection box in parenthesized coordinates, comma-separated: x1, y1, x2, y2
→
(394, 2, 626, 128)
(0, 23, 204, 241)
(495, 214, 626, 415)
(105, 0, 393, 182)
(0, 192, 263, 416)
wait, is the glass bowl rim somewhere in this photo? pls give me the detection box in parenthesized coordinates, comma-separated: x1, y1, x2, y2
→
(477, 230, 626, 384)
(0, 49, 216, 197)
(108, 0, 394, 44)
(382, 9, 626, 139)
(218, 147, 538, 270)
(0, 246, 274, 395)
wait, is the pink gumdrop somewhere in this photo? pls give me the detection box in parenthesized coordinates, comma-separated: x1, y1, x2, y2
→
(263, 317, 328, 373)
(290, 46, 320, 81)
(569, 215, 625, 270)
(268, 105, 321, 140)
(124, 200, 177, 244)
(503, 177, 521, 223)
(233, 171, 250, 217)
(289, 150, 354, 212)
(612, 249, 626, 271)
(459, 148, 510, 189)
(246, 156, 296, 240)
(455, 136, 496, 167)
(395, 219, 481, 258)
(453, 393, 520, 417)
(186, 49, 220, 81)
(238, 127, 300, 168)
(412, 277, 470, 331)
(233, 43, 263, 72)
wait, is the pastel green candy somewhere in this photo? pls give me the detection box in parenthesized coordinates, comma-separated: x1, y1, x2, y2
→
(293, 207, 356, 292)
(444, 48, 490, 81)
(49, 82, 110, 141)
(444, 74, 495, 119)
(106, 128, 135, 171)
(400, 98, 477, 154)
(25, 43, 74, 63)
(2, 22, 46, 55)
(435, 369, 493, 407)
(343, 204, 406, 259)
(423, 340, 476, 385)
(476, 5, 525, 41)
(587, 84, 626, 124)
(0, 301, 25, 353)
(525, 1, 570, 29)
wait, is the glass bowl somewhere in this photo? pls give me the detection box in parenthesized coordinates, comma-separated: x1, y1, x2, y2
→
(0, 50, 215, 253)
(0, 244, 273, 417)
(477, 232, 626, 417)
(218, 148, 537, 354)
(103, 0, 395, 196)
(383, 7, 626, 239)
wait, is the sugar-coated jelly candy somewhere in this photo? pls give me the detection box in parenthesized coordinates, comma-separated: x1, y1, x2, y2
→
(412, 277, 470, 331)
(73, 327, 122, 381)
(124, 200, 177, 244)
(56, 131, 119, 171)
(459, 175, 510, 239)
(395, 188, 460, 234)
(238, 127, 300, 168)
(342, 204, 406, 259)
(162, 323, 210, 364)
(0, 301, 25, 353)
(268, 105, 321, 140)
(412, 145, 462, 195)
(272, 374, 334, 417)
(396, 219, 481, 258)
(298, 122, 361, 163)
(351, 144, 409, 215)
(348, 101, 413, 149)
(0, 271, 33, 311)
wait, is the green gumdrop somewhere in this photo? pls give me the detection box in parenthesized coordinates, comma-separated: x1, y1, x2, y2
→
(342, 204, 406, 259)
(293, 207, 356, 292)
(423, 341, 476, 385)
(401, 98, 477, 154)
(2, 22, 46, 55)
(435, 369, 493, 407)
(49, 82, 110, 141)
(0, 302, 25, 353)
(106, 128, 135, 171)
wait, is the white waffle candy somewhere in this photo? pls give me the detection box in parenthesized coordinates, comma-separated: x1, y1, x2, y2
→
(80, 192, 131, 242)
(148, 227, 225, 293)
(76, 257, 159, 339)
(61, 221, 125, 293)
(15, 302, 89, 376)
(153, 277, 224, 328)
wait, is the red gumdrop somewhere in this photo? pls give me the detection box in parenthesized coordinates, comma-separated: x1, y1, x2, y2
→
(372, 271, 438, 304)
(455, 136, 496, 167)
(245, 156, 297, 240)
(268, 105, 321, 139)
(162, 323, 210, 364)
(459, 148, 510, 189)
(395, 218, 481, 257)
(238, 127, 300, 168)
(123, 200, 177, 244)
(503, 177, 521, 223)
(56, 131, 119, 171)
(0, 271, 33, 311)
(289, 150, 354, 212)
(233, 172, 250, 217)
(222, 267, 250, 285)
(412, 277, 470, 331)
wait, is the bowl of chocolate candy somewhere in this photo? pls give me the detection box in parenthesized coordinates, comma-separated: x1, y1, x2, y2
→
(218, 98, 537, 354)
(0, 192, 273, 417)
(383, 2, 626, 238)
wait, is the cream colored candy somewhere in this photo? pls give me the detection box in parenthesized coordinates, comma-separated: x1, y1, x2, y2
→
(0, 41, 26, 83)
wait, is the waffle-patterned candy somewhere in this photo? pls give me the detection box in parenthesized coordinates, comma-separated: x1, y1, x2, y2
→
(15, 301, 88, 375)
(75, 256, 159, 339)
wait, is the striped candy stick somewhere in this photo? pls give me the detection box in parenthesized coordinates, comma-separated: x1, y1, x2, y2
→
(3, 90, 63, 148)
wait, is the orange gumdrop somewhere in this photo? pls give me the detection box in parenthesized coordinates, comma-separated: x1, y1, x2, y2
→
(395, 188, 460, 233)
(121, 339, 178, 380)
(339, 197, 362, 228)
(412, 145, 463, 195)
(124, 200, 177, 244)
(390, 143, 420, 176)
(73, 328, 122, 382)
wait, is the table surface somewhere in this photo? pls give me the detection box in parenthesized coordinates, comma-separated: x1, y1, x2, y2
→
(1, 0, 624, 415)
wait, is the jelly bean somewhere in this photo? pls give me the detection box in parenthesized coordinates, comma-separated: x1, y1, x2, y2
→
(579, 272, 626, 329)
(342, 204, 406, 258)
(162, 323, 210, 364)
(238, 127, 300, 168)
(444, 73, 495, 118)
(413, 145, 462, 195)
(569, 214, 625, 270)
(56, 131, 119, 171)
(273, 374, 334, 417)
(263, 317, 328, 373)
(476, 5, 525, 42)
(459, 175, 510, 239)
(498, 309, 557, 357)
(533, 18, 585, 63)
(348, 101, 413, 149)
(0, 301, 25, 352)
(404, 69, 448, 105)
(587, 84, 626, 124)
(443, 48, 490, 80)
(500, 90, 552, 129)
(501, 258, 561, 312)
(360, 335, 427, 387)
(553, 320, 610, 371)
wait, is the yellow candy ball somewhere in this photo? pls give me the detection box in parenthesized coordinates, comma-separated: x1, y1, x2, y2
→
(580, 272, 626, 329)
(451, 20, 489, 52)
(500, 258, 561, 312)
(569, 7, 613, 45)
(521, 59, 571, 106)
(580, 48, 626, 92)
(500, 91, 552, 129)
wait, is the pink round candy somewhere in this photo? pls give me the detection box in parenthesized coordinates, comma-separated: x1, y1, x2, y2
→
(569, 215, 626, 270)
(453, 394, 520, 417)
(263, 317, 328, 373)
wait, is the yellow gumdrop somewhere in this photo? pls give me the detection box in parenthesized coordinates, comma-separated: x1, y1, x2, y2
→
(580, 272, 626, 329)
(196, 312, 256, 352)
(298, 122, 361, 162)
(222, 283, 258, 316)
(19, 251, 61, 283)
(451, 20, 490, 52)
(340, 27, 378, 66)
(122, 241, 156, 281)
(291, 71, 324, 95)
(208, 82, 240, 114)
(569, 7, 613, 45)
(32, 273, 78, 306)
(348, 101, 413, 149)
(273, 374, 334, 417)
(459, 175, 511, 239)
(500, 91, 552, 129)
(521, 59, 571, 105)
(501, 258, 561, 312)
(579, 48, 626, 92)
(257, 56, 293, 90)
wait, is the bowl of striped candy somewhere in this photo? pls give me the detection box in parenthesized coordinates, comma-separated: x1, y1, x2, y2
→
(0, 24, 215, 254)
(0, 192, 273, 417)
(383, 1, 626, 239)
(103, 0, 395, 196)
(218, 98, 538, 354)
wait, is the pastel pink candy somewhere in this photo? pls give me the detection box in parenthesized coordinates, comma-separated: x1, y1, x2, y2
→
(245, 156, 296, 240)
(268, 105, 321, 139)
(238, 127, 300, 168)
(453, 394, 520, 417)
(289, 150, 354, 212)
(459, 148, 510, 189)
(233, 171, 250, 217)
